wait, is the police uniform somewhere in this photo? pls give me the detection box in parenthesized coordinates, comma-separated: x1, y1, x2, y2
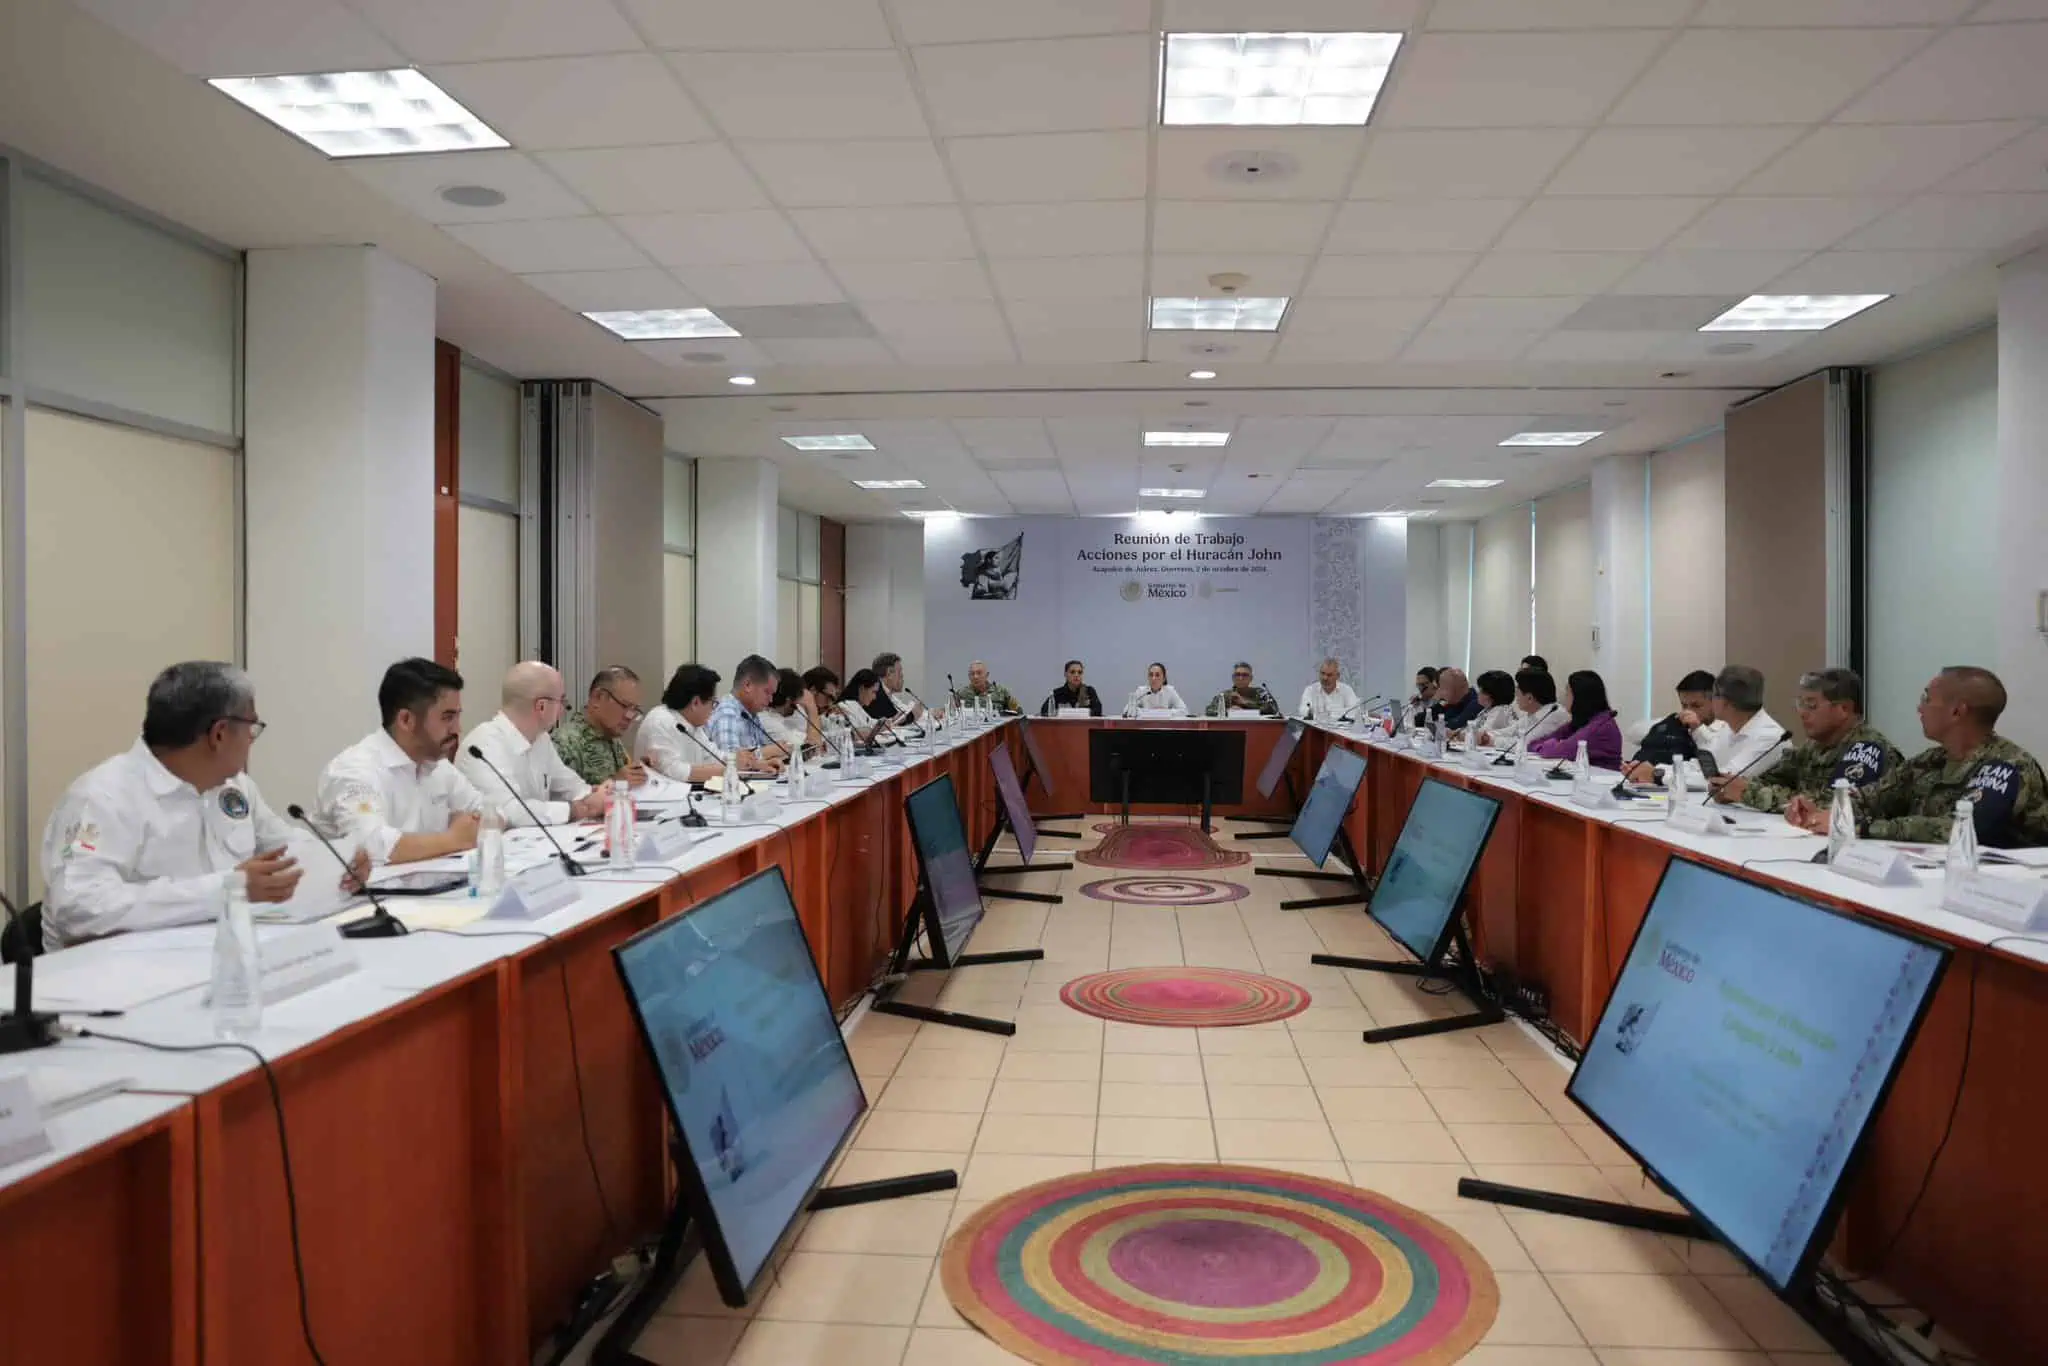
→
(316, 728, 485, 863)
(953, 681, 1019, 714)
(552, 708, 629, 788)
(1853, 735, 2048, 847)
(1738, 723, 1900, 814)
(40, 739, 296, 949)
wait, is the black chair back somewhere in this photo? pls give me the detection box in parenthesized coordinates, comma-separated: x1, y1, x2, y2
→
(0, 903, 42, 964)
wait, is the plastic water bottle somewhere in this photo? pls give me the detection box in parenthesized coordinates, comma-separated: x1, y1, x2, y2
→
(607, 780, 636, 870)
(1514, 730, 1532, 783)
(1827, 778, 1857, 863)
(478, 805, 507, 896)
(211, 870, 263, 1039)
(1945, 797, 1979, 881)
(787, 742, 806, 799)
(721, 751, 744, 825)
(1666, 761, 1689, 818)
(1574, 739, 1592, 791)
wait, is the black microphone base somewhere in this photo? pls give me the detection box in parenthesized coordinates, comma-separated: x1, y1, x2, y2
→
(0, 1009, 59, 1054)
(339, 910, 409, 939)
(561, 855, 590, 878)
(678, 806, 708, 828)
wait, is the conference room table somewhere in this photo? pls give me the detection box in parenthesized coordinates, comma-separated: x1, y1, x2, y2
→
(5, 712, 2042, 1364)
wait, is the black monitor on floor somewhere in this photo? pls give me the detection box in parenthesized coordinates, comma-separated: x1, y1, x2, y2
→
(611, 866, 867, 1306)
(1018, 717, 1054, 796)
(1288, 743, 1368, 868)
(1368, 779, 1502, 965)
(989, 742, 1038, 866)
(1255, 719, 1305, 800)
(1567, 858, 1949, 1295)
(904, 773, 987, 967)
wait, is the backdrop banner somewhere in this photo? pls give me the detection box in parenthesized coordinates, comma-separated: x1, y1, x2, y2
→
(922, 517, 1312, 711)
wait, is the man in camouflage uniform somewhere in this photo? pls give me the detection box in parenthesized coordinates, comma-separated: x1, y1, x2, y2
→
(1715, 667, 1898, 814)
(952, 659, 1020, 715)
(1207, 661, 1282, 717)
(552, 665, 648, 789)
(1785, 666, 2048, 847)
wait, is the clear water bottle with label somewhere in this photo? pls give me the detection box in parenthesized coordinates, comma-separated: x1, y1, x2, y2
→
(1513, 730, 1532, 783)
(1666, 761, 1689, 815)
(1827, 777, 1857, 863)
(478, 805, 507, 896)
(1945, 797, 1979, 881)
(1574, 738, 1591, 791)
(212, 870, 263, 1039)
(607, 780, 636, 871)
(787, 741, 806, 798)
(721, 751, 744, 824)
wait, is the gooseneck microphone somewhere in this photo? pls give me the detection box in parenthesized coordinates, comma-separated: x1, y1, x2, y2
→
(667, 721, 764, 799)
(286, 804, 407, 939)
(465, 745, 587, 877)
(0, 889, 57, 1054)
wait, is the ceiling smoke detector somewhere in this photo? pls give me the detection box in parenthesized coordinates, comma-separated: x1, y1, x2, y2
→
(1210, 150, 1300, 186)
(1208, 271, 1252, 295)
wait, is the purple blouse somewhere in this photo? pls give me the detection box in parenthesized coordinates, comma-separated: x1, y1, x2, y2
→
(1530, 711, 1623, 768)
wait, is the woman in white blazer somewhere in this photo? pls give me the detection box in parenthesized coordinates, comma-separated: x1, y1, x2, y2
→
(1125, 662, 1189, 717)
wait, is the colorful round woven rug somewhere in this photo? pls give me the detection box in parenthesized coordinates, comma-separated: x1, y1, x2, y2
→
(1080, 823, 1250, 871)
(1077, 876, 1250, 907)
(1061, 967, 1311, 1027)
(941, 1163, 1499, 1365)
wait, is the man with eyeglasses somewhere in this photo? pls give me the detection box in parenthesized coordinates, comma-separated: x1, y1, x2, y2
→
(41, 660, 364, 949)
(551, 666, 649, 790)
(456, 661, 609, 826)
(1206, 661, 1281, 718)
(1713, 667, 1899, 811)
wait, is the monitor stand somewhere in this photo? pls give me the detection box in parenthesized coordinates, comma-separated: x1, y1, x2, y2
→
(1017, 752, 1083, 836)
(973, 802, 1070, 906)
(871, 887, 1044, 1036)
(1256, 825, 1371, 911)
(594, 1138, 958, 1365)
(1312, 922, 1507, 1043)
(1236, 771, 1301, 841)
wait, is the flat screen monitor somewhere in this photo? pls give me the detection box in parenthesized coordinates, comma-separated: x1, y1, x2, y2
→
(1018, 717, 1053, 797)
(1288, 744, 1368, 868)
(989, 742, 1037, 866)
(1568, 859, 1949, 1293)
(905, 774, 987, 965)
(1255, 719, 1304, 800)
(1369, 779, 1501, 964)
(611, 866, 867, 1306)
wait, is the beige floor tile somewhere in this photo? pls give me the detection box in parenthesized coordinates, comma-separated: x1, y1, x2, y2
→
(1426, 1087, 1555, 1125)
(1204, 1053, 1311, 1087)
(905, 1028, 1009, 1059)
(1099, 1082, 1211, 1118)
(1332, 1119, 1466, 1164)
(1214, 1118, 1342, 1161)
(1010, 1005, 1092, 1033)
(1451, 1123, 1597, 1166)
(903, 1326, 1035, 1366)
(888, 1049, 1003, 1082)
(797, 1200, 956, 1257)
(1102, 1052, 1207, 1085)
(1479, 1025, 1567, 1061)
(1345, 1160, 1478, 1210)
(1564, 1125, 1636, 1166)
(628, 1314, 749, 1366)
(960, 1151, 1093, 1200)
(658, 1258, 757, 1320)
(973, 1112, 1097, 1156)
(1096, 1115, 1218, 1158)
(1389, 1032, 1500, 1060)
(1102, 1022, 1202, 1054)
(1196, 1025, 1300, 1055)
(1700, 1276, 1833, 1354)
(1303, 1052, 1416, 1087)
(854, 1110, 983, 1153)
(1661, 1237, 1751, 1278)
(1006, 1022, 1105, 1054)
(996, 1050, 1101, 1082)
(1404, 1054, 1523, 1088)
(1239, 1157, 1354, 1182)
(1291, 1027, 1385, 1057)
(875, 1077, 995, 1114)
(1594, 1351, 1773, 1365)
(757, 1252, 933, 1325)
(1287, 1004, 1376, 1031)
(828, 1149, 969, 1200)
(1486, 1270, 1589, 1346)
(1504, 1209, 1689, 1274)
(1462, 1348, 1599, 1365)
(1318, 1086, 1439, 1124)
(1208, 1084, 1325, 1121)
(1470, 1165, 1625, 1203)
(986, 1079, 1099, 1116)
(1600, 1167, 1688, 1214)
(916, 1268, 969, 1329)
(1425, 1201, 1537, 1273)
(727, 1321, 911, 1366)
(1095, 1154, 1222, 1172)
(944, 1198, 987, 1237)
(1547, 1274, 1754, 1350)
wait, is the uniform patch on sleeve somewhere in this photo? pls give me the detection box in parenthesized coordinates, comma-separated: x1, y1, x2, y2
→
(1968, 760, 2021, 841)
(1835, 740, 1888, 786)
(62, 820, 99, 859)
(219, 788, 250, 819)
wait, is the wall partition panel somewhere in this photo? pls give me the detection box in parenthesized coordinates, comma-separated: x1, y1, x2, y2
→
(1533, 483, 1594, 680)
(1649, 433, 1727, 699)
(1469, 504, 1533, 675)
(456, 361, 521, 687)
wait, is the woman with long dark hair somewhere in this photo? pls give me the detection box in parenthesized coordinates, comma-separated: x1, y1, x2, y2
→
(1531, 669, 1623, 767)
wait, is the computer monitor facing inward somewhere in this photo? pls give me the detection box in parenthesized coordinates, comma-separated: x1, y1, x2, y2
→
(1288, 743, 1368, 868)
(611, 866, 867, 1306)
(1255, 719, 1304, 801)
(1568, 858, 1949, 1293)
(904, 773, 987, 966)
(1018, 716, 1054, 797)
(989, 742, 1037, 866)
(1369, 779, 1503, 966)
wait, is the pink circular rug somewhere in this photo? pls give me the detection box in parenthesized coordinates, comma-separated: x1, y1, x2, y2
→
(1078, 877, 1250, 906)
(1060, 967, 1310, 1028)
(1080, 823, 1250, 871)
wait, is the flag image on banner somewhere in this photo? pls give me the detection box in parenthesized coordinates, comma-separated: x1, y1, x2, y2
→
(960, 533, 1023, 600)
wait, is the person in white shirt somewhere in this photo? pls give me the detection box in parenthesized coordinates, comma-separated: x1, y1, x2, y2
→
(1300, 658, 1361, 723)
(316, 657, 485, 866)
(760, 668, 812, 754)
(866, 652, 927, 725)
(635, 664, 727, 784)
(456, 661, 607, 828)
(1469, 670, 1521, 740)
(1672, 664, 1787, 790)
(1126, 662, 1188, 717)
(40, 661, 363, 950)
(835, 669, 888, 744)
(1479, 667, 1569, 749)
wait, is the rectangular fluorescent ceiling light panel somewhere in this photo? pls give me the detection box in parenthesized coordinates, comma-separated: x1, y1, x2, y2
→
(901, 509, 957, 519)
(1500, 431, 1602, 448)
(853, 479, 924, 490)
(1372, 510, 1437, 519)
(1700, 295, 1889, 332)
(584, 308, 738, 341)
(1162, 32, 1403, 127)
(1140, 488, 1206, 499)
(1143, 431, 1231, 447)
(1427, 479, 1503, 489)
(1150, 297, 1289, 331)
(781, 435, 875, 452)
(208, 70, 508, 158)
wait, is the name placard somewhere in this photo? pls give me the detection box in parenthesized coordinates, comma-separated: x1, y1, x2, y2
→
(488, 859, 581, 921)
(1570, 780, 1618, 811)
(636, 822, 708, 864)
(0, 1073, 51, 1169)
(203, 925, 361, 1009)
(1057, 707, 1092, 719)
(1667, 805, 1729, 838)
(1226, 708, 1265, 720)
(1828, 841, 1920, 888)
(1941, 871, 2048, 932)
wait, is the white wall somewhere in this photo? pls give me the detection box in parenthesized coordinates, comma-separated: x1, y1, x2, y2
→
(1868, 327, 1998, 748)
(1471, 504, 1533, 674)
(1534, 484, 1594, 680)
(1405, 521, 1446, 679)
(1360, 516, 1409, 705)
(1648, 432, 1728, 702)
(694, 458, 778, 678)
(1441, 522, 1474, 673)
(1591, 454, 1651, 722)
(846, 523, 927, 691)
(1997, 251, 2048, 756)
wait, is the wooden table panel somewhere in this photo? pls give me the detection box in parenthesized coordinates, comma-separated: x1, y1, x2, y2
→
(1020, 721, 1295, 820)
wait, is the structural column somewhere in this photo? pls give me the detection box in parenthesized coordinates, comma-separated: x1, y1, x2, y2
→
(694, 457, 778, 676)
(1997, 248, 2048, 757)
(1590, 453, 1649, 719)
